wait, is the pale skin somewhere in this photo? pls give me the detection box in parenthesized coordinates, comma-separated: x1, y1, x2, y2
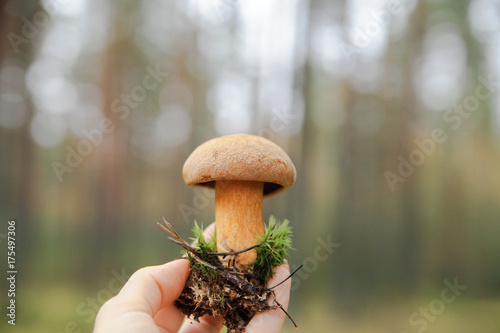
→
(94, 223, 291, 333)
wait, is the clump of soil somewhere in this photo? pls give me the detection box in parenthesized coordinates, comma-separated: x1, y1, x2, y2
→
(158, 218, 293, 333)
(175, 255, 277, 332)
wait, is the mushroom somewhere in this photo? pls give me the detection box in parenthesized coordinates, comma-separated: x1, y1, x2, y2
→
(183, 134, 296, 269)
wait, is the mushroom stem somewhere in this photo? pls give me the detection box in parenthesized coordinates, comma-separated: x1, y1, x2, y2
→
(215, 180, 265, 269)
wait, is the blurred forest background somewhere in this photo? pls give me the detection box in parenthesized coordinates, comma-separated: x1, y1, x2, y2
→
(1, 0, 500, 332)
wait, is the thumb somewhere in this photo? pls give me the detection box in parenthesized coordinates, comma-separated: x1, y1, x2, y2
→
(94, 259, 190, 332)
(246, 264, 292, 333)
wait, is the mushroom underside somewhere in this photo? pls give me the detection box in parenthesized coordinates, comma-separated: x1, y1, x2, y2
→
(196, 181, 284, 196)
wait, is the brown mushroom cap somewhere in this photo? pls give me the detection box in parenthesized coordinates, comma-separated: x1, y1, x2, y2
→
(183, 134, 296, 196)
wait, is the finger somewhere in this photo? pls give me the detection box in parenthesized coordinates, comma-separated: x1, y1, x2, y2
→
(179, 313, 224, 333)
(246, 264, 291, 333)
(94, 259, 190, 333)
(202, 222, 216, 242)
(153, 302, 188, 332)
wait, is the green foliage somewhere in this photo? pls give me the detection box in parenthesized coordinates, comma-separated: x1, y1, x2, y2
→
(251, 216, 293, 283)
(187, 221, 219, 278)
(188, 251, 219, 279)
(184, 218, 292, 283)
(191, 221, 217, 254)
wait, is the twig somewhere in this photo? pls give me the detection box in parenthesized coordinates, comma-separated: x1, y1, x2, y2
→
(208, 244, 261, 257)
(273, 295, 298, 328)
(158, 219, 257, 293)
(265, 264, 304, 291)
(158, 219, 260, 257)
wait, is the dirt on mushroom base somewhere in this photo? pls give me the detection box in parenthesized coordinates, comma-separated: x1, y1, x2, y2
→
(175, 255, 277, 332)
(160, 217, 293, 333)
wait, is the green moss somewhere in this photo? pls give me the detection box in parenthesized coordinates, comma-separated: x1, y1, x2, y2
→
(184, 217, 292, 283)
(250, 216, 293, 283)
(186, 221, 219, 279)
(188, 252, 219, 279)
(190, 221, 217, 255)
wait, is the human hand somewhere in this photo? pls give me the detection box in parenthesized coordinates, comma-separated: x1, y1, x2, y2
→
(94, 223, 291, 333)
